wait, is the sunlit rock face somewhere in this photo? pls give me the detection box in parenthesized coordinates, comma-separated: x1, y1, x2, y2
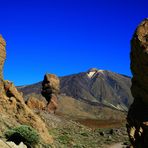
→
(127, 19, 148, 147)
(0, 35, 6, 93)
(0, 35, 6, 80)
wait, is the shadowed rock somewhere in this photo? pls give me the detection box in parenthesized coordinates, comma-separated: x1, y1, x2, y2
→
(127, 19, 148, 147)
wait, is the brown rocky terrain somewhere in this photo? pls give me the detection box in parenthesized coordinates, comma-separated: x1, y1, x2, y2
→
(0, 35, 53, 146)
(18, 70, 129, 137)
(36, 111, 129, 148)
(56, 95, 126, 121)
(127, 19, 148, 147)
(26, 96, 46, 110)
(17, 69, 133, 131)
(24, 93, 128, 147)
(17, 69, 130, 131)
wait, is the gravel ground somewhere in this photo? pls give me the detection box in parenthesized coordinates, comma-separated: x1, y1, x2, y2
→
(107, 142, 127, 148)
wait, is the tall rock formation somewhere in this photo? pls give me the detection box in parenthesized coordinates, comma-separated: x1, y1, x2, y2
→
(0, 35, 53, 145)
(41, 74, 60, 113)
(0, 35, 6, 93)
(127, 19, 148, 147)
(0, 35, 6, 80)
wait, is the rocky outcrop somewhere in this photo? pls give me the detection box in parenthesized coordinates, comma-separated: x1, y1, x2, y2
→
(127, 19, 148, 147)
(2, 81, 53, 144)
(26, 96, 46, 110)
(0, 35, 53, 144)
(0, 35, 6, 93)
(41, 74, 59, 113)
(0, 35, 6, 80)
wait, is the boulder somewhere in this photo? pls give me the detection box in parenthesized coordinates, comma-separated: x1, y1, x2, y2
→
(127, 19, 148, 147)
(6, 141, 27, 148)
(26, 96, 46, 110)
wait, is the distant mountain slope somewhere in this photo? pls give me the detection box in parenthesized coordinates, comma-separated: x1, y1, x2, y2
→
(56, 95, 126, 121)
(18, 68, 133, 111)
(60, 68, 133, 111)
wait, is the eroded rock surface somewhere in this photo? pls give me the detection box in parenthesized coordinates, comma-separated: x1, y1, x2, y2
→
(26, 96, 46, 110)
(127, 19, 148, 147)
(0, 35, 6, 80)
(41, 74, 59, 113)
(0, 35, 6, 93)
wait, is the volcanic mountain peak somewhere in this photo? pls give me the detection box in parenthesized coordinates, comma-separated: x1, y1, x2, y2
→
(18, 68, 133, 109)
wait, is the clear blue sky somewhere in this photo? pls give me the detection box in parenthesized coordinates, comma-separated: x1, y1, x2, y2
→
(0, 0, 147, 85)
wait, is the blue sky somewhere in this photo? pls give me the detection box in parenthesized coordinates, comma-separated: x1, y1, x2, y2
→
(0, 0, 147, 85)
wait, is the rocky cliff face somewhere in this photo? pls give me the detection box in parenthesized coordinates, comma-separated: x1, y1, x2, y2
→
(0, 35, 6, 93)
(0, 35, 6, 80)
(127, 19, 148, 147)
(0, 35, 53, 145)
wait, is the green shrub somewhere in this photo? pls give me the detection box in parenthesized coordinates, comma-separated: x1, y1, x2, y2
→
(5, 125, 40, 146)
(57, 135, 71, 144)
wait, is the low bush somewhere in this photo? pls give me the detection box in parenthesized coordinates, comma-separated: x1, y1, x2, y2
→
(5, 125, 39, 147)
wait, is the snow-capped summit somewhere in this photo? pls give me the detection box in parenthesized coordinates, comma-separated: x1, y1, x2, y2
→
(87, 68, 98, 78)
(87, 68, 104, 78)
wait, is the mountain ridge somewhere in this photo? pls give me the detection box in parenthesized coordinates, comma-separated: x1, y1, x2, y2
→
(18, 68, 133, 112)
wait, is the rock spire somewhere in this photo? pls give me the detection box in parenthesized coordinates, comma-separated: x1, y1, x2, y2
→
(127, 19, 148, 147)
(41, 74, 60, 113)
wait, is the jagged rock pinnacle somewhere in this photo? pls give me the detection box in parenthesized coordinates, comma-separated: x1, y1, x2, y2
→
(0, 35, 6, 80)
